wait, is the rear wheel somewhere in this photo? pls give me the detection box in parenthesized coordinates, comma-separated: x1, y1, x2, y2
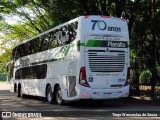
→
(14, 84, 17, 92)
(17, 85, 21, 97)
(17, 85, 25, 98)
(46, 85, 54, 104)
(55, 86, 66, 105)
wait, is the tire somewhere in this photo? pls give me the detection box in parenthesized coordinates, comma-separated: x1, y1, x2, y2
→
(17, 85, 25, 98)
(55, 86, 66, 105)
(17, 85, 21, 97)
(46, 85, 54, 104)
(14, 84, 17, 93)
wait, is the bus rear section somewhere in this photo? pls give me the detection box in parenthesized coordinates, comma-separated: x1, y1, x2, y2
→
(78, 16, 130, 100)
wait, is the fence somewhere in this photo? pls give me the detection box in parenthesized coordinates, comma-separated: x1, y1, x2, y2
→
(0, 73, 7, 81)
(129, 58, 160, 98)
(130, 83, 160, 98)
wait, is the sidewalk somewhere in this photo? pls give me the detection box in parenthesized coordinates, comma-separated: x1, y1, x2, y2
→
(0, 81, 10, 90)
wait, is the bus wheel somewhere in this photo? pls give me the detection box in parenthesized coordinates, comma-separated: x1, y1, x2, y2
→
(14, 84, 17, 92)
(17, 85, 21, 97)
(46, 85, 54, 104)
(56, 86, 66, 105)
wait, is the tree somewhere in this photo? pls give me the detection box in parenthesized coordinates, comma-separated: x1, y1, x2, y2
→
(130, 0, 160, 96)
(0, 0, 53, 73)
(0, 0, 160, 98)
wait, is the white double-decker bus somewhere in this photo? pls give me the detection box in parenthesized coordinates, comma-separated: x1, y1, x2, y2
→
(8, 16, 130, 105)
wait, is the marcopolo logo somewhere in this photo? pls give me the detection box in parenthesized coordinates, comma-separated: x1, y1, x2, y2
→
(91, 20, 121, 32)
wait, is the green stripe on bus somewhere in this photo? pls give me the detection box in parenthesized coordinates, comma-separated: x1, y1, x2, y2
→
(79, 41, 103, 47)
(64, 46, 71, 56)
(80, 43, 85, 46)
(60, 43, 76, 60)
(86, 40, 103, 47)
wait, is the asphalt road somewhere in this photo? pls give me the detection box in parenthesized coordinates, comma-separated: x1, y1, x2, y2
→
(0, 82, 160, 120)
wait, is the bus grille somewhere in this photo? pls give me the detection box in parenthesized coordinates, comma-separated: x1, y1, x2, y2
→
(88, 50, 125, 72)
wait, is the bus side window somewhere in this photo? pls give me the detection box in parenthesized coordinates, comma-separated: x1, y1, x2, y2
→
(28, 41, 34, 54)
(36, 64, 47, 79)
(40, 35, 50, 51)
(49, 31, 59, 49)
(65, 22, 77, 45)
(15, 69, 20, 79)
(32, 38, 40, 53)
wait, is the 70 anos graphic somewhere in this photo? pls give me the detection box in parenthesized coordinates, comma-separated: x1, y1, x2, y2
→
(91, 20, 121, 32)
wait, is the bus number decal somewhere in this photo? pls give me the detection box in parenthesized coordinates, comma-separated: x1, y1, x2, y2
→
(118, 79, 125, 82)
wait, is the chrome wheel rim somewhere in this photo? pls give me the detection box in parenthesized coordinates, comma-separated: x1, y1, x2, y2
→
(47, 87, 52, 102)
(57, 88, 62, 104)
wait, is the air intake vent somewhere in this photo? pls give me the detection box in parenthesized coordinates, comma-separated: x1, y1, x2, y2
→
(88, 50, 125, 72)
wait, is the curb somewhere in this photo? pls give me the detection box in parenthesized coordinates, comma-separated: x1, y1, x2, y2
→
(130, 96, 159, 101)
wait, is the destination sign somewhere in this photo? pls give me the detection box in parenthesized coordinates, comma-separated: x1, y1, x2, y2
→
(107, 41, 127, 48)
(86, 40, 128, 48)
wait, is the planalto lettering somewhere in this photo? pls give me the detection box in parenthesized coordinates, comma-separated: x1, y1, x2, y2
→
(91, 20, 121, 32)
(108, 41, 127, 48)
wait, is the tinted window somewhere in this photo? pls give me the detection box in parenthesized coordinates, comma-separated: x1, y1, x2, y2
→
(12, 21, 78, 60)
(15, 64, 47, 79)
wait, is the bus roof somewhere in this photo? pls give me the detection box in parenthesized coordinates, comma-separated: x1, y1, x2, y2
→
(13, 15, 127, 50)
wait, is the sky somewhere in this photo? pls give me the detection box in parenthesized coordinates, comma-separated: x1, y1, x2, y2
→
(4, 15, 22, 25)
(0, 14, 22, 55)
(0, 19, 17, 54)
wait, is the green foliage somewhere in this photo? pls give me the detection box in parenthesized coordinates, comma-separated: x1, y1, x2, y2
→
(0, 0, 53, 73)
(48, 0, 83, 24)
(140, 69, 152, 84)
(130, 0, 160, 87)
(130, 69, 136, 84)
(0, 0, 160, 83)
